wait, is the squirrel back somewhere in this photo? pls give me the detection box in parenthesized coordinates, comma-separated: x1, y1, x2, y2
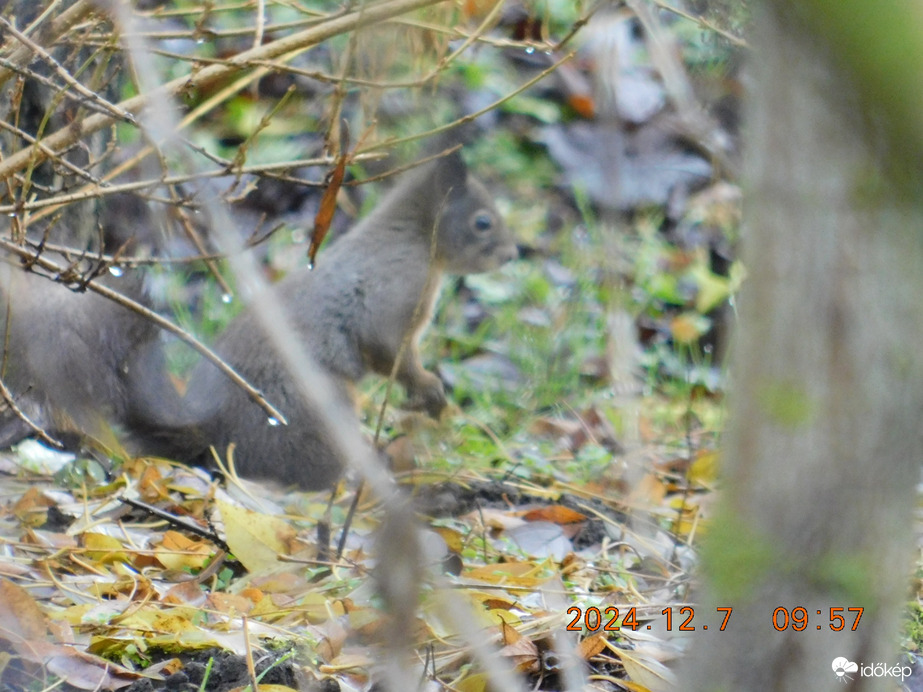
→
(131, 151, 517, 488)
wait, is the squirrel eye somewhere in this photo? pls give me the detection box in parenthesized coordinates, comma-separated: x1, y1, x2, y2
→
(473, 212, 493, 232)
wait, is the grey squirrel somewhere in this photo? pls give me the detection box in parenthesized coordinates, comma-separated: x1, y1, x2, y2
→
(1, 151, 517, 489)
(0, 265, 158, 452)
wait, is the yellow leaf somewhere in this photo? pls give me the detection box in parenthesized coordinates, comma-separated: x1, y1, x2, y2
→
(688, 450, 721, 488)
(82, 532, 129, 564)
(454, 672, 489, 692)
(430, 525, 466, 553)
(463, 561, 551, 588)
(216, 497, 295, 572)
(608, 643, 675, 692)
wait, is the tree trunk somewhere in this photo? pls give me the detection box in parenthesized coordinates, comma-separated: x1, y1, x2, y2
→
(683, 5, 923, 691)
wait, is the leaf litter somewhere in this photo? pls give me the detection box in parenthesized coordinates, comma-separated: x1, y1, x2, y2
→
(0, 394, 718, 692)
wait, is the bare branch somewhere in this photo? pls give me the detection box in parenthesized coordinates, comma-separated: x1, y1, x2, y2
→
(0, 0, 450, 181)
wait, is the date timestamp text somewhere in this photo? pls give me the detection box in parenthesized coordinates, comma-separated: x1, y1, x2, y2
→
(566, 606, 733, 632)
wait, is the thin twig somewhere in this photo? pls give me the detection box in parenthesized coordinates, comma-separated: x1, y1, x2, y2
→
(0, 0, 96, 90)
(119, 496, 231, 552)
(0, 373, 63, 449)
(0, 16, 136, 125)
(0, 0, 450, 181)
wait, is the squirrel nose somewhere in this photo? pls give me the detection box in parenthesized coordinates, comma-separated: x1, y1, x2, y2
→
(500, 243, 520, 264)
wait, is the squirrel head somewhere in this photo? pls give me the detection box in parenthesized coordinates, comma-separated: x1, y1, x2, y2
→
(427, 150, 518, 274)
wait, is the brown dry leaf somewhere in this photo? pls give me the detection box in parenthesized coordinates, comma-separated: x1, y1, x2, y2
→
(89, 571, 158, 601)
(578, 633, 608, 659)
(315, 617, 349, 662)
(251, 571, 309, 594)
(216, 497, 295, 572)
(0, 578, 47, 641)
(1, 611, 138, 692)
(23, 527, 78, 550)
(11, 487, 54, 526)
(568, 93, 596, 119)
(321, 650, 374, 672)
(348, 605, 387, 638)
(241, 586, 265, 603)
(626, 473, 667, 509)
(498, 620, 540, 673)
(384, 435, 416, 475)
(45, 645, 139, 690)
(463, 507, 527, 531)
(207, 592, 254, 616)
(163, 580, 208, 607)
(155, 530, 213, 571)
(309, 125, 349, 266)
(138, 464, 170, 502)
(249, 593, 294, 621)
(481, 596, 518, 612)
(499, 620, 521, 645)
(521, 505, 587, 525)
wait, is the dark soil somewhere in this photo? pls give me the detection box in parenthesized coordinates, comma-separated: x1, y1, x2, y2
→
(122, 647, 335, 692)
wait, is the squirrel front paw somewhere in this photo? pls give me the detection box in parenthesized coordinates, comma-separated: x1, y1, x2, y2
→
(405, 373, 447, 419)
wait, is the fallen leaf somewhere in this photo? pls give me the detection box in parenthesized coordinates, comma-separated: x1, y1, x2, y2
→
(627, 473, 667, 509)
(454, 672, 489, 692)
(521, 505, 587, 525)
(505, 521, 572, 560)
(45, 646, 138, 690)
(82, 532, 129, 564)
(498, 620, 540, 673)
(688, 450, 720, 489)
(578, 633, 607, 659)
(464, 561, 551, 588)
(608, 641, 675, 692)
(155, 530, 213, 571)
(11, 487, 54, 526)
(0, 579, 47, 641)
(216, 497, 295, 572)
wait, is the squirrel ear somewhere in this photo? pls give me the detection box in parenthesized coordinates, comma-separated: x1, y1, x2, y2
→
(433, 150, 468, 196)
